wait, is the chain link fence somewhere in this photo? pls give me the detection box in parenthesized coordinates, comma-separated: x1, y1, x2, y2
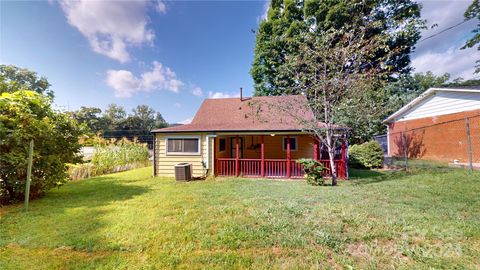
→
(384, 115, 480, 171)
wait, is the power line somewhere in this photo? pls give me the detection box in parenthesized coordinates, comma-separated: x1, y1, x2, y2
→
(418, 18, 473, 43)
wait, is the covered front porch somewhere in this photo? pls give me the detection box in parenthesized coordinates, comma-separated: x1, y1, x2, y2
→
(213, 134, 347, 179)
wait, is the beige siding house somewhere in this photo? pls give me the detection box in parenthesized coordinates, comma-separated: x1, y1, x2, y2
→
(152, 95, 349, 179)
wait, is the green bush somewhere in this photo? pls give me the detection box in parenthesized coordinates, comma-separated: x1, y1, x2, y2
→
(297, 159, 324, 186)
(0, 91, 83, 205)
(349, 141, 384, 169)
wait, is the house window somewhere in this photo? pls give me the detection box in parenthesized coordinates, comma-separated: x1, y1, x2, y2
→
(166, 137, 200, 155)
(219, 138, 226, 152)
(282, 137, 297, 151)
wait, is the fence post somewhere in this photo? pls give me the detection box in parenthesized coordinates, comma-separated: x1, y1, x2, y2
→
(24, 140, 34, 212)
(401, 132, 408, 171)
(466, 117, 474, 171)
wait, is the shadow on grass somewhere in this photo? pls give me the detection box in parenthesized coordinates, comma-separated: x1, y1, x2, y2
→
(1, 176, 150, 252)
(348, 168, 411, 185)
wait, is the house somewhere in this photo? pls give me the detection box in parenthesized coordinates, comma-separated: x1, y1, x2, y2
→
(384, 86, 480, 163)
(151, 95, 349, 179)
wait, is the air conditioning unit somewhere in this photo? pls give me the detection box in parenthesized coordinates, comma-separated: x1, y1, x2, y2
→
(175, 163, 192, 181)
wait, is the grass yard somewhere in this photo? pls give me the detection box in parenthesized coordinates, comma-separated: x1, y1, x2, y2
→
(1, 167, 480, 269)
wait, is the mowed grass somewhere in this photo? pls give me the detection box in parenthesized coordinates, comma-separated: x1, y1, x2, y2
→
(1, 167, 479, 269)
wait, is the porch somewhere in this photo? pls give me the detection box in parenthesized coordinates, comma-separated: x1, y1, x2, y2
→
(213, 134, 347, 179)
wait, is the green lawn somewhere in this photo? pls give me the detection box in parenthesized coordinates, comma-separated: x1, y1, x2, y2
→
(1, 167, 479, 269)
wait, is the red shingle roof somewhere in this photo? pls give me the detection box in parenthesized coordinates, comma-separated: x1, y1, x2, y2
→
(152, 95, 317, 133)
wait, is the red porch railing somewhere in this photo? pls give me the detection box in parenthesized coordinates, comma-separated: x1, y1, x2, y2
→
(215, 158, 346, 179)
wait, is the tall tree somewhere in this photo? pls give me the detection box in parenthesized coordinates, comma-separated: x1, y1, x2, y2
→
(103, 104, 127, 130)
(125, 105, 168, 130)
(462, 0, 480, 73)
(0, 65, 54, 98)
(154, 112, 168, 129)
(70, 106, 108, 132)
(251, 0, 424, 96)
(275, 15, 398, 185)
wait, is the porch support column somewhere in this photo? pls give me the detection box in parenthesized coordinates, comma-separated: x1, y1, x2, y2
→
(314, 137, 319, 161)
(261, 135, 265, 177)
(287, 135, 291, 178)
(213, 137, 217, 176)
(235, 135, 239, 177)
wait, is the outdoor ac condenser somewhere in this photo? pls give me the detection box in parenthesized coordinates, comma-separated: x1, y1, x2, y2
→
(174, 163, 192, 181)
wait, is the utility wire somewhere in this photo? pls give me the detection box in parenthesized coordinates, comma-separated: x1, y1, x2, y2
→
(418, 18, 473, 43)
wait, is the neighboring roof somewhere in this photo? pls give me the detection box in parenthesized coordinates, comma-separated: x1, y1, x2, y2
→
(153, 95, 320, 133)
(384, 87, 480, 123)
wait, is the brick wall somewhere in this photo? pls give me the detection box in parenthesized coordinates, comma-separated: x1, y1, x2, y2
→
(388, 109, 480, 163)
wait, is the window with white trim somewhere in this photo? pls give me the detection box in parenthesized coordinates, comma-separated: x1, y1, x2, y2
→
(166, 137, 201, 155)
(282, 137, 298, 151)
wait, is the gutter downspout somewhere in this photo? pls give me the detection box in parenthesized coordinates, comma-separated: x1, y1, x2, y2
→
(153, 133, 156, 176)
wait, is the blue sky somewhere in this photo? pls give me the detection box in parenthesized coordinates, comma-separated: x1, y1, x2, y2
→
(1, 0, 479, 124)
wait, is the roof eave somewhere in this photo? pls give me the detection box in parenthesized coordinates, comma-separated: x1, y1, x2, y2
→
(151, 129, 306, 134)
(383, 87, 480, 124)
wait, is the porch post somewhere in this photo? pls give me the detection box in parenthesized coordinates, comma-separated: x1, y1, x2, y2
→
(313, 137, 319, 161)
(235, 135, 239, 177)
(261, 135, 265, 177)
(287, 136, 291, 178)
(213, 137, 217, 176)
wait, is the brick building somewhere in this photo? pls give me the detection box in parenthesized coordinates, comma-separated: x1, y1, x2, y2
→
(384, 87, 480, 164)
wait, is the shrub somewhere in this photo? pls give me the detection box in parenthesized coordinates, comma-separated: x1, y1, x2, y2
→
(349, 141, 384, 169)
(0, 91, 83, 205)
(297, 159, 324, 186)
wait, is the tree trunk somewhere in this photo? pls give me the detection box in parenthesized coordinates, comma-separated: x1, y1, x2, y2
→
(328, 146, 337, 186)
(325, 130, 338, 186)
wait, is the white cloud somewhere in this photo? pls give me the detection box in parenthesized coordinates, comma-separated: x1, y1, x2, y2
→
(412, 46, 479, 79)
(258, 0, 270, 22)
(410, 0, 479, 80)
(191, 85, 203, 97)
(179, 117, 193, 124)
(106, 61, 184, 98)
(174, 102, 181, 108)
(59, 0, 163, 63)
(155, 0, 167, 14)
(208, 91, 240, 99)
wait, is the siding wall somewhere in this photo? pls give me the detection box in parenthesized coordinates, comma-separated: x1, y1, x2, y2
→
(395, 91, 480, 122)
(154, 133, 214, 177)
(154, 133, 316, 177)
(388, 108, 480, 163)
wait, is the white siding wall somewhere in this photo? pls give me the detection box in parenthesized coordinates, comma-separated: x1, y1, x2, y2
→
(395, 91, 480, 122)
